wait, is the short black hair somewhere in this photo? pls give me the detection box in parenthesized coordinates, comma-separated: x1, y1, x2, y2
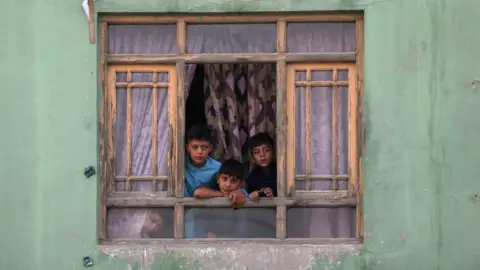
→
(186, 124, 214, 144)
(248, 132, 275, 154)
(218, 159, 244, 180)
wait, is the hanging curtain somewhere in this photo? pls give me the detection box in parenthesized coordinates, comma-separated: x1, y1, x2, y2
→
(203, 63, 276, 163)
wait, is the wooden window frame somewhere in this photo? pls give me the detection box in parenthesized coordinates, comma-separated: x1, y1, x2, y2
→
(98, 13, 364, 245)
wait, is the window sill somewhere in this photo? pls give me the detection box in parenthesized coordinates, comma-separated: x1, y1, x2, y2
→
(106, 191, 356, 207)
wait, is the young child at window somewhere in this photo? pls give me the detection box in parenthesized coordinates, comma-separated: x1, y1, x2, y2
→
(246, 132, 277, 202)
(184, 124, 246, 206)
(184, 124, 247, 238)
(199, 159, 249, 238)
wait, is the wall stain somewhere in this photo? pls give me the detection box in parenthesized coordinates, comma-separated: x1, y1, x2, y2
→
(99, 244, 362, 270)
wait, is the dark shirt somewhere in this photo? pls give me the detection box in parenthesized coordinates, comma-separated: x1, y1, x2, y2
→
(246, 163, 277, 197)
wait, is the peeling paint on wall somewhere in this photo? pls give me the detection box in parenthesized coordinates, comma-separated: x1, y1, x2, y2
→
(99, 244, 362, 270)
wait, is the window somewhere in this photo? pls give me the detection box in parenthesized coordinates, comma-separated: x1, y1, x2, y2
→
(99, 13, 364, 244)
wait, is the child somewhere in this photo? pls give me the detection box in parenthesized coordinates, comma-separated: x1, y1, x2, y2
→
(246, 132, 277, 202)
(184, 125, 246, 238)
(184, 124, 246, 207)
(199, 159, 248, 238)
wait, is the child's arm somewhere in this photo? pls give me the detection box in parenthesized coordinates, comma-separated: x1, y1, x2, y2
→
(193, 187, 224, 198)
(193, 173, 224, 199)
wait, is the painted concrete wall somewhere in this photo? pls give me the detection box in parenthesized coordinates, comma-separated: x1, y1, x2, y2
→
(2, 0, 480, 269)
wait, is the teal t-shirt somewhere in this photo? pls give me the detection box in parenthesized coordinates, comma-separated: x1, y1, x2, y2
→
(184, 155, 221, 197)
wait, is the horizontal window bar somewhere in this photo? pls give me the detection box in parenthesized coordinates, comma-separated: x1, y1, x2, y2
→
(106, 191, 356, 207)
(115, 176, 168, 181)
(101, 14, 363, 24)
(107, 53, 356, 64)
(294, 81, 349, 87)
(100, 237, 359, 245)
(114, 82, 170, 88)
(295, 174, 349, 180)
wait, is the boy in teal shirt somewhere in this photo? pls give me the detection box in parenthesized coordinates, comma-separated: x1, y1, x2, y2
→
(184, 125, 247, 238)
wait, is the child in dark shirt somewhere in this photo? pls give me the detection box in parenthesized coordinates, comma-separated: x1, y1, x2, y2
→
(246, 133, 277, 202)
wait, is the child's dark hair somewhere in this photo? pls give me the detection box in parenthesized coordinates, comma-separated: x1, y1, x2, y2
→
(218, 159, 244, 180)
(248, 132, 275, 154)
(186, 124, 214, 144)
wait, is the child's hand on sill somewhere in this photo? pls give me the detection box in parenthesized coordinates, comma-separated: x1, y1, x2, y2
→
(228, 189, 246, 208)
(248, 191, 261, 203)
(263, 187, 274, 198)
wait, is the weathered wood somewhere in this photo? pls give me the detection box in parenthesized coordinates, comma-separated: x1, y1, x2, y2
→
(168, 65, 179, 198)
(98, 21, 109, 240)
(107, 53, 356, 64)
(276, 60, 286, 197)
(277, 20, 286, 53)
(108, 65, 117, 188)
(287, 63, 354, 70)
(295, 174, 348, 181)
(125, 71, 133, 191)
(305, 69, 312, 190)
(355, 19, 365, 241)
(100, 238, 360, 246)
(152, 72, 159, 192)
(347, 64, 358, 233)
(106, 64, 176, 192)
(332, 69, 339, 190)
(177, 20, 186, 54)
(286, 53, 355, 63)
(106, 192, 356, 207)
(88, 0, 95, 44)
(115, 176, 168, 181)
(276, 206, 286, 239)
(286, 65, 296, 197)
(175, 61, 185, 198)
(294, 81, 349, 87)
(115, 82, 170, 88)
(174, 203, 184, 239)
(100, 13, 363, 23)
(276, 20, 287, 198)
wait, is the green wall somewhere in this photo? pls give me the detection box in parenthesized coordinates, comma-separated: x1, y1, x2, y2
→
(2, 0, 480, 269)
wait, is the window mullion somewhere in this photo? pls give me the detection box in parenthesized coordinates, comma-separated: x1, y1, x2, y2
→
(276, 20, 287, 198)
(305, 69, 312, 191)
(174, 61, 185, 198)
(174, 20, 186, 199)
(286, 65, 296, 197)
(332, 69, 339, 190)
(174, 20, 187, 239)
(276, 20, 288, 240)
(174, 203, 185, 239)
(276, 205, 286, 239)
(125, 71, 133, 192)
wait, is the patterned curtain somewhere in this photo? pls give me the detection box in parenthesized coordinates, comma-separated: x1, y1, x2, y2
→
(203, 63, 276, 163)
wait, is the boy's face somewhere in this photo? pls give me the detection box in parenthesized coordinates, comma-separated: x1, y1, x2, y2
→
(186, 139, 212, 166)
(251, 144, 274, 167)
(217, 174, 243, 194)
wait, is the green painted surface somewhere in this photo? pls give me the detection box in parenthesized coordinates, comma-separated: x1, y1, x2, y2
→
(1, 0, 480, 269)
